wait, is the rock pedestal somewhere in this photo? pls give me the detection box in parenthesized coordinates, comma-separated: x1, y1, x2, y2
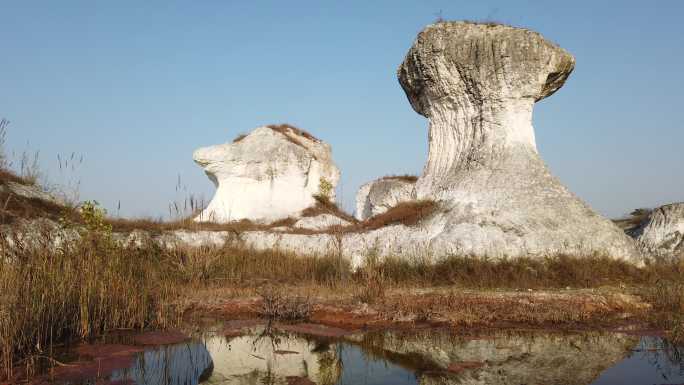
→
(392, 21, 640, 261)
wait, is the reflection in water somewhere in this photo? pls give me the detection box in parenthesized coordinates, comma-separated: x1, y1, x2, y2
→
(202, 327, 343, 384)
(68, 326, 684, 385)
(592, 337, 684, 385)
(109, 342, 213, 385)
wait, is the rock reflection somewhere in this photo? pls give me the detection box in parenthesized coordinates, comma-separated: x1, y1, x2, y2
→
(203, 325, 342, 385)
(347, 330, 640, 385)
(66, 326, 684, 385)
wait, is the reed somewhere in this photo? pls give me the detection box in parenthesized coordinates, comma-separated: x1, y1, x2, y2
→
(0, 208, 176, 380)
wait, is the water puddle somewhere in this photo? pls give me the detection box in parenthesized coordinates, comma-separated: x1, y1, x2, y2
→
(42, 324, 684, 385)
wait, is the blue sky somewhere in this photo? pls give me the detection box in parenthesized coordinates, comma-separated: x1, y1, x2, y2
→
(1, 0, 682, 219)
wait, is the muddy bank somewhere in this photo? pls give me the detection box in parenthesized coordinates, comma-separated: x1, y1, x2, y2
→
(183, 287, 652, 334)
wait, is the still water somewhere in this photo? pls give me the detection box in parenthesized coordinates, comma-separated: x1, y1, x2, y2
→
(63, 325, 684, 385)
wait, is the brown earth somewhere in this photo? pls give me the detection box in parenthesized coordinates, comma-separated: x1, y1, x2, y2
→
(182, 286, 653, 335)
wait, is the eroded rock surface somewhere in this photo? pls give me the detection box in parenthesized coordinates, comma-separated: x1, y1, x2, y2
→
(355, 177, 416, 220)
(630, 202, 684, 259)
(193, 125, 340, 223)
(388, 21, 640, 261)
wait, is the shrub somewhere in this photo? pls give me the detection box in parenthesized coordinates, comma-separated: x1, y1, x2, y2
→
(258, 287, 312, 321)
(318, 177, 333, 201)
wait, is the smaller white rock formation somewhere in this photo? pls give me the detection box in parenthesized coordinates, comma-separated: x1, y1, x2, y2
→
(355, 176, 416, 220)
(630, 202, 684, 259)
(193, 125, 340, 223)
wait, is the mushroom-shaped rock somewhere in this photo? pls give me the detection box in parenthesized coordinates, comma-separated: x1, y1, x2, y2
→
(355, 176, 416, 221)
(630, 203, 684, 259)
(193, 125, 340, 223)
(395, 21, 640, 261)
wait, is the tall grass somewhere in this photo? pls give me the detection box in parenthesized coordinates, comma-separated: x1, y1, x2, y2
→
(0, 207, 176, 380)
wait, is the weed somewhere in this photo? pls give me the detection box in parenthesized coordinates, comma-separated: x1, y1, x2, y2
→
(318, 177, 333, 202)
(258, 287, 312, 321)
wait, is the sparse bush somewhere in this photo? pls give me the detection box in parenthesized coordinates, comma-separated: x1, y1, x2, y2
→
(318, 177, 333, 201)
(258, 287, 312, 321)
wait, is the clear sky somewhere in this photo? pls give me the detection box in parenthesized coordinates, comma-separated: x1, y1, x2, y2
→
(1, 0, 682, 219)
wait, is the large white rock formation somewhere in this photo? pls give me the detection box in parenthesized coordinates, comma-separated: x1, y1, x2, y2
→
(355, 176, 416, 220)
(169, 22, 642, 264)
(630, 202, 684, 259)
(193, 125, 340, 223)
(390, 21, 640, 261)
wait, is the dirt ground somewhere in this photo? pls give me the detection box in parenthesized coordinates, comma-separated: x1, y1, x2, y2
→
(180, 285, 654, 334)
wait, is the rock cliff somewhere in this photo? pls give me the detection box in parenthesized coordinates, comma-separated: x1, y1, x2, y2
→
(193, 125, 340, 223)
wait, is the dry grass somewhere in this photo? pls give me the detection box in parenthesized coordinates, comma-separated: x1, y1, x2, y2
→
(0, 169, 33, 186)
(0, 222, 176, 380)
(380, 290, 646, 328)
(369, 254, 684, 289)
(0, 192, 70, 225)
(301, 195, 357, 224)
(460, 19, 508, 28)
(163, 245, 351, 287)
(267, 124, 320, 143)
(108, 198, 438, 236)
(379, 174, 418, 183)
(106, 216, 304, 235)
(360, 200, 437, 230)
(643, 278, 684, 342)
